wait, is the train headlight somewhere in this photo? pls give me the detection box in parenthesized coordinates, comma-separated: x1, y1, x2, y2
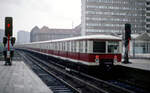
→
(114, 55, 118, 63)
(95, 55, 99, 63)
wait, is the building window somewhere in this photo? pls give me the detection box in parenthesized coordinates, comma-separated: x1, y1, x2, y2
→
(146, 18, 150, 22)
(147, 13, 150, 16)
(147, 7, 150, 10)
(147, 2, 150, 5)
(146, 24, 150, 28)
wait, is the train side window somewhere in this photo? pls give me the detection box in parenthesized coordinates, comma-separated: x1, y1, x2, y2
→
(68, 41, 70, 52)
(56, 42, 57, 51)
(72, 41, 74, 52)
(43, 43, 44, 49)
(70, 41, 72, 52)
(59, 42, 61, 51)
(46, 43, 47, 49)
(42, 43, 43, 49)
(54, 42, 57, 50)
(41, 43, 43, 49)
(51, 43, 53, 50)
(85, 40, 87, 53)
(74, 41, 76, 52)
(71, 41, 73, 52)
(62, 42, 64, 51)
(61, 42, 63, 51)
(65, 42, 67, 51)
(79, 41, 83, 53)
(57, 42, 59, 51)
(59, 42, 62, 51)
(47, 43, 49, 50)
(108, 41, 119, 53)
(59, 42, 60, 51)
(44, 43, 45, 49)
(57, 42, 58, 51)
(62, 42, 63, 51)
(64, 42, 65, 51)
(76, 41, 79, 52)
(47, 43, 48, 49)
(87, 40, 93, 53)
(67, 42, 70, 52)
(93, 41, 106, 53)
(52, 43, 54, 50)
(82, 41, 86, 53)
(45, 43, 47, 49)
(49, 43, 51, 50)
(44, 43, 46, 49)
(73, 41, 76, 52)
(79, 41, 81, 53)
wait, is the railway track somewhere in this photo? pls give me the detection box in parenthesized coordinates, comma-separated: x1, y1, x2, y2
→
(19, 52, 79, 93)
(33, 51, 149, 93)
(20, 50, 135, 93)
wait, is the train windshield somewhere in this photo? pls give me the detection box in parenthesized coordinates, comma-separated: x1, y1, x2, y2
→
(107, 41, 119, 53)
(93, 41, 106, 53)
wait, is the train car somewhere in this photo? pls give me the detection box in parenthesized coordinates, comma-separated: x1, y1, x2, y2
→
(16, 35, 122, 71)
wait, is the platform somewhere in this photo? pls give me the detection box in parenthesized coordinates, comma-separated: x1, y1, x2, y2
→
(116, 59, 150, 71)
(0, 61, 53, 93)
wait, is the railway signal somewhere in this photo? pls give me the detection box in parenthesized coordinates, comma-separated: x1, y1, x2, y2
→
(123, 23, 131, 64)
(3, 17, 15, 66)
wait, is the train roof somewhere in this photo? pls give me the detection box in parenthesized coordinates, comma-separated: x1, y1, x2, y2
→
(26, 34, 121, 44)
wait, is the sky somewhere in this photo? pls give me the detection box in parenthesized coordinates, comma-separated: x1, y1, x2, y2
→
(0, 0, 81, 38)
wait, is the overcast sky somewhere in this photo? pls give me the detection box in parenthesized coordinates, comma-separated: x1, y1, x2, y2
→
(0, 0, 81, 37)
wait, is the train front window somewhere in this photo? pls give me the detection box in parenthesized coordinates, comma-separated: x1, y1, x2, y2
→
(93, 41, 106, 53)
(108, 41, 119, 53)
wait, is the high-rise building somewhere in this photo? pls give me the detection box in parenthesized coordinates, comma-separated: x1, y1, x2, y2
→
(17, 31, 30, 44)
(146, 0, 150, 32)
(81, 0, 146, 36)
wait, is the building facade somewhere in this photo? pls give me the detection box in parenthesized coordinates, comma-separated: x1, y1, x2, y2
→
(0, 29, 4, 43)
(146, 0, 150, 32)
(0, 29, 4, 52)
(132, 32, 150, 54)
(30, 25, 81, 42)
(30, 26, 41, 42)
(81, 0, 146, 36)
(17, 31, 30, 44)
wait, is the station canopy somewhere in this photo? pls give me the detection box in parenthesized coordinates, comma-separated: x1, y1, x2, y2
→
(135, 32, 150, 41)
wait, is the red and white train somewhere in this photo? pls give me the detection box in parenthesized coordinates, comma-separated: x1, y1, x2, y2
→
(16, 35, 122, 70)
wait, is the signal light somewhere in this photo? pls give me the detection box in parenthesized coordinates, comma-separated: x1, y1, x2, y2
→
(7, 24, 10, 28)
(5, 17, 13, 36)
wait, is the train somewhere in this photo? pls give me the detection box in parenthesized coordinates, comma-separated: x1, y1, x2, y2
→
(16, 34, 122, 71)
